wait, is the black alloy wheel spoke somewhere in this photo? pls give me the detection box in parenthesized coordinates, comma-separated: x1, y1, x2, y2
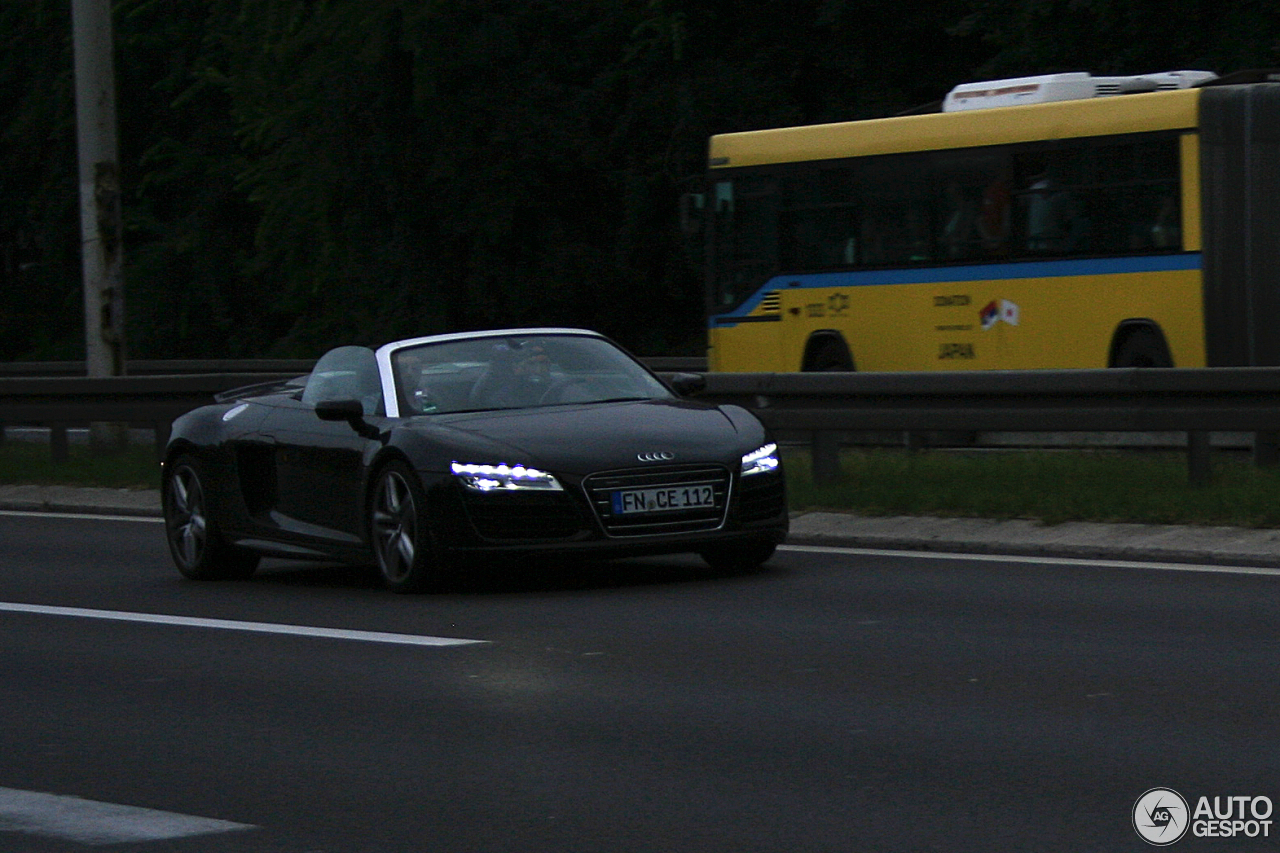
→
(374, 472, 417, 582)
(169, 469, 207, 567)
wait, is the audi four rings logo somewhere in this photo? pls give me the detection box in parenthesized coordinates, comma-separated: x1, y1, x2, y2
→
(637, 451, 675, 462)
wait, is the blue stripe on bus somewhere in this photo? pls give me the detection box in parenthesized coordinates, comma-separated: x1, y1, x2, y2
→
(709, 253, 1202, 327)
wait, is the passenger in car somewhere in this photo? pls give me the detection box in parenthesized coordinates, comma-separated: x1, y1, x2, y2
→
(469, 343, 553, 408)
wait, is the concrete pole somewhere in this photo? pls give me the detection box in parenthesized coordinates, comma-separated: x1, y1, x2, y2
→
(72, 0, 128, 449)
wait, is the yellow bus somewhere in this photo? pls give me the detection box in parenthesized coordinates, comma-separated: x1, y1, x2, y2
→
(700, 70, 1280, 372)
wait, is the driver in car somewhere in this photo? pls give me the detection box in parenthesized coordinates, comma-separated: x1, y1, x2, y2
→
(475, 343, 554, 408)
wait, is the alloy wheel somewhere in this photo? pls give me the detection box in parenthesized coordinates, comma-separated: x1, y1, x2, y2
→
(167, 465, 208, 569)
(372, 469, 418, 584)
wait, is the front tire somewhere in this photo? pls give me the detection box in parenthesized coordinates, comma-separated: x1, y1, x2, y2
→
(369, 461, 439, 593)
(163, 455, 259, 580)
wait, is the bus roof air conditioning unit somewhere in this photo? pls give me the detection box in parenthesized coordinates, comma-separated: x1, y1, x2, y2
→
(942, 70, 1218, 112)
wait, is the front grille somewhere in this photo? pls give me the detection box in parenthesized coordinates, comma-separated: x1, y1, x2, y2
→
(462, 492, 587, 541)
(584, 465, 730, 537)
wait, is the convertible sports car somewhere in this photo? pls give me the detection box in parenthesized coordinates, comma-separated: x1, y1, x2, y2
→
(161, 328, 788, 591)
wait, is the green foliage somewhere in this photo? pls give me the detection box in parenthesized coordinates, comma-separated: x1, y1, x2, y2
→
(786, 448, 1280, 527)
(2, 1, 1278, 360)
(0, 440, 160, 490)
(955, 0, 1280, 77)
(9, 439, 1280, 529)
(0, 1, 81, 359)
(117, 0, 266, 358)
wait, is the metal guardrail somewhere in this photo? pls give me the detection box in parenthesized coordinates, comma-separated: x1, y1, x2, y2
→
(693, 368, 1280, 485)
(698, 367, 1280, 431)
(3, 362, 1279, 485)
(0, 357, 705, 461)
(0, 359, 315, 378)
(0, 373, 301, 461)
(0, 356, 708, 377)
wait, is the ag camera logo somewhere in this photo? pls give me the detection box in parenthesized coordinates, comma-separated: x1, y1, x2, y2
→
(1133, 789, 1275, 844)
(1133, 788, 1189, 846)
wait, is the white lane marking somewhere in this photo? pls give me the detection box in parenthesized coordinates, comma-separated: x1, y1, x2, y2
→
(0, 786, 254, 845)
(0, 602, 486, 647)
(0, 509, 160, 523)
(781, 544, 1280, 577)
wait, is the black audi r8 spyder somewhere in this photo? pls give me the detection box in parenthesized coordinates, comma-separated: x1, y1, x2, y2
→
(161, 328, 788, 591)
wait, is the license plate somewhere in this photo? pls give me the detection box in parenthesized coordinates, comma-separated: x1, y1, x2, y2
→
(611, 485, 715, 515)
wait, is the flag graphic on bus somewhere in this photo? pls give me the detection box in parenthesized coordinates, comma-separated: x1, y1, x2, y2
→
(981, 299, 1020, 330)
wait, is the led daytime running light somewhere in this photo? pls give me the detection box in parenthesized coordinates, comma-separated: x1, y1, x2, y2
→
(741, 442, 780, 476)
(451, 461, 563, 492)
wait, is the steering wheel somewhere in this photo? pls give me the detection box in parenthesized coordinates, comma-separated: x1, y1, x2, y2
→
(538, 377, 588, 404)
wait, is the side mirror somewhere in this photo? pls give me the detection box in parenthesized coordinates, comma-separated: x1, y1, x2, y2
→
(315, 398, 379, 438)
(679, 192, 705, 237)
(667, 373, 706, 396)
(315, 399, 366, 422)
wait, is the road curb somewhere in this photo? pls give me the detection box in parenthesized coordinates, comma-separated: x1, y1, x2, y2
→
(785, 511, 1280, 570)
(0, 486, 161, 519)
(0, 501, 162, 518)
(784, 530, 1280, 569)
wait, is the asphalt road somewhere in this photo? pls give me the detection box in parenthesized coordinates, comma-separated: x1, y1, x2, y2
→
(2, 511, 1279, 852)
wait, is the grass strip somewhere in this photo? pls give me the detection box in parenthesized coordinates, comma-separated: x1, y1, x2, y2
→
(5, 441, 1280, 528)
(0, 442, 161, 490)
(784, 448, 1280, 528)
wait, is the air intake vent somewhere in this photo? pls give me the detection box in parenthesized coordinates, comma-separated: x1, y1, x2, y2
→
(462, 492, 587, 541)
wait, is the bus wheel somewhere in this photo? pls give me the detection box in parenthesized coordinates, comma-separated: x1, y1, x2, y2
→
(804, 337, 854, 372)
(1112, 327, 1172, 368)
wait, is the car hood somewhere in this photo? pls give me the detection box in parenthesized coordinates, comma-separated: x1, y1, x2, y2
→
(412, 399, 760, 475)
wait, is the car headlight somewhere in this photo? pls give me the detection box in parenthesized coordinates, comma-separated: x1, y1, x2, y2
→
(741, 442, 780, 476)
(450, 461, 563, 492)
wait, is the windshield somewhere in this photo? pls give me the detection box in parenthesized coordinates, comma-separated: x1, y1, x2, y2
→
(710, 176, 779, 313)
(391, 334, 672, 415)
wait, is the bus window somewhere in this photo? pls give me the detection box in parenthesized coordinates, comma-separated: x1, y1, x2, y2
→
(1095, 137, 1181, 252)
(940, 181, 980, 260)
(779, 169, 858, 270)
(931, 149, 1014, 261)
(1012, 136, 1180, 257)
(1017, 150, 1090, 255)
(855, 156, 933, 265)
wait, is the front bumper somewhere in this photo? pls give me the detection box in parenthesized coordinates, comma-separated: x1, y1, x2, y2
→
(431, 463, 788, 560)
